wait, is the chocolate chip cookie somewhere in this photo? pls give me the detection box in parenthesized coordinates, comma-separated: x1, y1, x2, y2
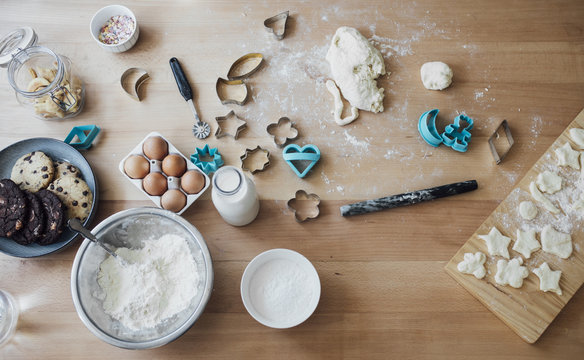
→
(48, 176, 93, 221)
(36, 189, 64, 245)
(10, 151, 54, 192)
(53, 160, 82, 181)
(11, 191, 46, 245)
(0, 179, 27, 238)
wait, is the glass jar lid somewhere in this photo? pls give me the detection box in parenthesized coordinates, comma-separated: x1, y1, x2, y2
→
(0, 27, 37, 68)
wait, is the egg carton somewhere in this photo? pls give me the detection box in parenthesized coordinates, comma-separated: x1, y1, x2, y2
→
(118, 131, 210, 215)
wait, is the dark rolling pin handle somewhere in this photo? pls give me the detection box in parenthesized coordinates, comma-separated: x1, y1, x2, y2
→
(169, 57, 193, 101)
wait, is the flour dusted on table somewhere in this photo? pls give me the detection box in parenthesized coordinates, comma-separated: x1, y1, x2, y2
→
(97, 234, 200, 331)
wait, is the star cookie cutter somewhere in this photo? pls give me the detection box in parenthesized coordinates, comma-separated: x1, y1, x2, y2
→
(120, 67, 150, 101)
(240, 146, 270, 174)
(282, 144, 320, 178)
(215, 110, 247, 139)
(287, 190, 320, 222)
(488, 119, 514, 164)
(418, 109, 474, 152)
(190, 144, 224, 175)
(264, 11, 290, 40)
(64, 125, 101, 150)
(266, 117, 299, 148)
(227, 53, 264, 80)
(216, 78, 249, 105)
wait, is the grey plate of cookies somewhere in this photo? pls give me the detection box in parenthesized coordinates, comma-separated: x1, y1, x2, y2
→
(0, 138, 98, 257)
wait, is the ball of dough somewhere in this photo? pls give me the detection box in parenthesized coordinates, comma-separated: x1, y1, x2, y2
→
(519, 201, 538, 220)
(420, 61, 453, 90)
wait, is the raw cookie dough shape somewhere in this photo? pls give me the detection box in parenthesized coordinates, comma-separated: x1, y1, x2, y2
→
(535, 171, 562, 194)
(325, 26, 386, 113)
(532, 262, 562, 295)
(512, 228, 540, 259)
(457, 252, 487, 279)
(519, 201, 538, 220)
(240, 146, 270, 174)
(215, 110, 247, 139)
(572, 192, 584, 211)
(569, 128, 584, 149)
(529, 181, 559, 214)
(420, 61, 453, 90)
(541, 225, 572, 259)
(266, 117, 299, 147)
(325, 80, 359, 126)
(287, 190, 320, 222)
(478, 227, 511, 259)
(495, 258, 529, 288)
(555, 142, 580, 169)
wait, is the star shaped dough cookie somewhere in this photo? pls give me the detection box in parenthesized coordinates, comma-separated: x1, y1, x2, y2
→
(554, 142, 580, 169)
(457, 252, 487, 279)
(512, 228, 540, 259)
(532, 262, 562, 295)
(478, 227, 511, 259)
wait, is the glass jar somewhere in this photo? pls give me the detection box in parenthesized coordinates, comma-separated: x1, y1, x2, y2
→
(0, 289, 19, 348)
(212, 166, 260, 226)
(0, 27, 85, 120)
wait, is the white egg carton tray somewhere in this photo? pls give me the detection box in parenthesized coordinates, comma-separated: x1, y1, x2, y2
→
(118, 131, 209, 215)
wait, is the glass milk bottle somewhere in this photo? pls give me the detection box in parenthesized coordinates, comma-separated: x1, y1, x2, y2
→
(212, 166, 260, 226)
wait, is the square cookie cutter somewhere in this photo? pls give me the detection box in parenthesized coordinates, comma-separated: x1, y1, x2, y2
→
(488, 119, 514, 164)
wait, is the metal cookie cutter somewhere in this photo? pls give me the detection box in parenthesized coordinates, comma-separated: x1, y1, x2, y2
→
(227, 53, 264, 80)
(240, 146, 270, 174)
(488, 119, 514, 164)
(64, 125, 101, 150)
(120, 67, 150, 101)
(264, 11, 290, 40)
(215, 110, 247, 139)
(282, 144, 320, 178)
(287, 190, 320, 222)
(418, 109, 474, 152)
(266, 117, 299, 148)
(193, 121, 211, 139)
(216, 78, 248, 105)
(190, 144, 224, 175)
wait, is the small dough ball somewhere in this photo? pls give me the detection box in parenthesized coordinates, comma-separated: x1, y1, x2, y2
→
(161, 189, 187, 212)
(420, 61, 453, 90)
(124, 155, 150, 179)
(162, 154, 187, 177)
(142, 136, 168, 160)
(142, 172, 167, 196)
(181, 170, 205, 194)
(519, 201, 538, 220)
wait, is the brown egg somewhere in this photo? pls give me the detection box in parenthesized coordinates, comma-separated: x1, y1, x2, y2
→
(181, 170, 205, 194)
(162, 154, 187, 177)
(124, 155, 150, 179)
(142, 172, 167, 196)
(161, 189, 187, 212)
(142, 136, 168, 160)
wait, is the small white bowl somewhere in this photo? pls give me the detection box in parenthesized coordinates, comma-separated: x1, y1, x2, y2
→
(241, 249, 320, 329)
(89, 5, 139, 53)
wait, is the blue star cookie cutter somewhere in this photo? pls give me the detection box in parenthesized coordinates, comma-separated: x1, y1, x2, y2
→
(190, 144, 224, 175)
(64, 125, 100, 150)
(418, 110, 474, 152)
(282, 144, 320, 178)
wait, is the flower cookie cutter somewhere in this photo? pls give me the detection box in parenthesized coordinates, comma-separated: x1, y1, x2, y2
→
(488, 119, 514, 164)
(282, 144, 320, 178)
(240, 146, 270, 174)
(64, 125, 101, 150)
(266, 117, 299, 148)
(190, 144, 224, 175)
(215, 110, 247, 139)
(120, 67, 150, 101)
(264, 11, 290, 40)
(287, 190, 320, 222)
(418, 109, 474, 152)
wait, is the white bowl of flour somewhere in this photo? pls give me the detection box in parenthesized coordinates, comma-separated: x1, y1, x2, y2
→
(71, 207, 213, 349)
(241, 249, 320, 329)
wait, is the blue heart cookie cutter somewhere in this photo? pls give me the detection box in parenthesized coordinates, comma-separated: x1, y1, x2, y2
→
(282, 144, 320, 178)
(418, 110, 474, 152)
(190, 144, 224, 175)
(64, 125, 100, 150)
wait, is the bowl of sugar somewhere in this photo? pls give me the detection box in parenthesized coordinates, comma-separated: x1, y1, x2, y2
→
(240, 248, 320, 329)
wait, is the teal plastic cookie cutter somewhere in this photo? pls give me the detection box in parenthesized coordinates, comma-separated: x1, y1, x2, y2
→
(64, 125, 100, 150)
(190, 144, 224, 175)
(418, 110, 474, 152)
(282, 144, 320, 178)
(418, 109, 442, 147)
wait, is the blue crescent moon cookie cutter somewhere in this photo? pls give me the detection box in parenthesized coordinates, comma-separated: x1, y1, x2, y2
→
(282, 144, 320, 178)
(418, 109, 442, 147)
(418, 110, 474, 152)
(190, 144, 224, 175)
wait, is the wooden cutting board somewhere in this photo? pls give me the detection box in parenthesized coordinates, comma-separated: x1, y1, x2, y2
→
(445, 108, 584, 343)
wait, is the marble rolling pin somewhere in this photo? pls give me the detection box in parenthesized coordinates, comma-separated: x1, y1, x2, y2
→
(340, 180, 478, 216)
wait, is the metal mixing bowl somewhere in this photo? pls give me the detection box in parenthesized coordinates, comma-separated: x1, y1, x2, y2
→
(70, 207, 213, 349)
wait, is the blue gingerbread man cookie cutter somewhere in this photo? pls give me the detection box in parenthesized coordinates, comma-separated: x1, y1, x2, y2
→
(190, 144, 224, 175)
(418, 109, 474, 152)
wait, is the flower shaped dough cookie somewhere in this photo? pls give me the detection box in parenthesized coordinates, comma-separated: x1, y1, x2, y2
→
(512, 228, 540, 259)
(532, 262, 562, 295)
(457, 252, 487, 279)
(495, 258, 529, 288)
(478, 227, 511, 259)
(554, 142, 580, 169)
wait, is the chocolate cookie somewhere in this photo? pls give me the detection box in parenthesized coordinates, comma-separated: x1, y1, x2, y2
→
(0, 179, 27, 238)
(11, 191, 46, 245)
(36, 189, 64, 246)
(10, 151, 54, 192)
(53, 160, 82, 181)
(48, 176, 93, 221)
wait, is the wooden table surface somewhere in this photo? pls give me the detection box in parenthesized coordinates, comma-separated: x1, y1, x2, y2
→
(1, 0, 584, 358)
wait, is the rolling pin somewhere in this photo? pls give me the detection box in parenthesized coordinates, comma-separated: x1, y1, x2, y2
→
(340, 180, 478, 216)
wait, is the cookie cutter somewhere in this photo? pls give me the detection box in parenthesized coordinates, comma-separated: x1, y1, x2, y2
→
(216, 78, 249, 105)
(190, 144, 224, 175)
(266, 117, 299, 148)
(240, 146, 270, 174)
(120, 67, 150, 101)
(64, 125, 101, 150)
(193, 121, 211, 139)
(287, 190, 320, 222)
(418, 109, 442, 147)
(227, 53, 264, 80)
(418, 109, 474, 152)
(488, 119, 514, 164)
(215, 110, 247, 139)
(264, 10, 290, 40)
(282, 144, 320, 178)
